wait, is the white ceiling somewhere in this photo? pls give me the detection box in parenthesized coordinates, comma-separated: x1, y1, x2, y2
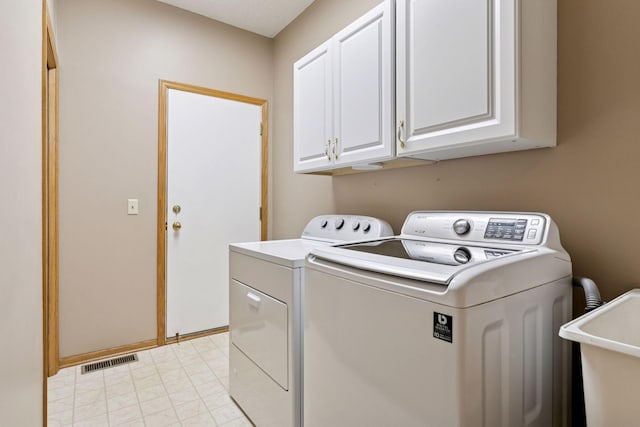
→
(155, 0, 315, 38)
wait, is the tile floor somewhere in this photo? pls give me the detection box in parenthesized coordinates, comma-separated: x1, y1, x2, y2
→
(47, 332, 252, 426)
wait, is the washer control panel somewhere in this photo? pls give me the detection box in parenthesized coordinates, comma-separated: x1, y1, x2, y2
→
(401, 212, 548, 245)
(484, 218, 529, 241)
(302, 215, 394, 242)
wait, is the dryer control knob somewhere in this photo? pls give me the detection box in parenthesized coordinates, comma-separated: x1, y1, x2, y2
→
(453, 247, 471, 264)
(362, 222, 372, 233)
(453, 219, 471, 235)
(320, 219, 328, 229)
(335, 218, 345, 230)
(352, 221, 360, 231)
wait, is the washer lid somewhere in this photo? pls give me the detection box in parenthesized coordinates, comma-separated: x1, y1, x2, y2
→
(310, 238, 527, 284)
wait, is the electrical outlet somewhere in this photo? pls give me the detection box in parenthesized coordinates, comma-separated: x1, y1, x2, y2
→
(128, 199, 139, 215)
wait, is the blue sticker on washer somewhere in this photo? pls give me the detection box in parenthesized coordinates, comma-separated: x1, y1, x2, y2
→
(433, 312, 453, 343)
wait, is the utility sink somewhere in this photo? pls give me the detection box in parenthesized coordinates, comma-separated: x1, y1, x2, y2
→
(560, 289, 640, 426)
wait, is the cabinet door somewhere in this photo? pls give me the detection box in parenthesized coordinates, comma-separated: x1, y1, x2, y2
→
(396, 0, 516, 158)
(293, 42, 334, 172)
(334, 0, 394, 166)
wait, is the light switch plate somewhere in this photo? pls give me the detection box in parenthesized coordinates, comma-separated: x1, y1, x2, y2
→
(128, 199, 139, 215)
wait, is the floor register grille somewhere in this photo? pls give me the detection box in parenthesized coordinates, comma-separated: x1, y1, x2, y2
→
(80, 353, 138, 374)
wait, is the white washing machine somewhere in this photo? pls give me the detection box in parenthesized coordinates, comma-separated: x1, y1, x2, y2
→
(228, 215, 393, 427)
(304, 211, 573, 427)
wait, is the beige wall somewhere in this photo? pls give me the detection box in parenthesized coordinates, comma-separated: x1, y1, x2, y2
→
(0, 0, 44, 423)
(57, 0, 640, 357)
(57, 0, 273, 357)
(273, 0, 640, 305)
(272, 0, 380, 239)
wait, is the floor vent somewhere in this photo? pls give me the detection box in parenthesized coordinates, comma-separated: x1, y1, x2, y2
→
(81, 354, 138, 374)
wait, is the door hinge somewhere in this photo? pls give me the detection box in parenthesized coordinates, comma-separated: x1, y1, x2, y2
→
(260, 122, 263, 136)
(259, 207, 262, 221)
(164, 222, 168, 230)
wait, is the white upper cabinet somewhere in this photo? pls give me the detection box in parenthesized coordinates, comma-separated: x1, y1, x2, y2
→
(396, 0, 557, 161)
(293, 42, 333, 172)
(294, 0, 394, 173)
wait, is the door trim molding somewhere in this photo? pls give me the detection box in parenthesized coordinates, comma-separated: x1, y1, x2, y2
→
(163, 326, 229, 346)
(156, 80, 268, 346)
(43, 1, 59, 423)
(58, 339, 157, 369)
(58, 326, 228, 369)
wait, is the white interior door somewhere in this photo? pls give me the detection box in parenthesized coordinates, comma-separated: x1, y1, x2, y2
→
(166, 88, 262, 338)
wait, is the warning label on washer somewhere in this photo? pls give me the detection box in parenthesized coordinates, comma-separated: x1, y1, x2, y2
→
(433, 312, 453, 343)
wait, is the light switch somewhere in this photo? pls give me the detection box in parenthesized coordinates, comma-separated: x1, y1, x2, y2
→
(128, 199, 139, 215)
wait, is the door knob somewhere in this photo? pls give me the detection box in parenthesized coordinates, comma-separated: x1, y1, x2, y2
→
(172, 205, 181, 214)
(172, 221, 182, 230)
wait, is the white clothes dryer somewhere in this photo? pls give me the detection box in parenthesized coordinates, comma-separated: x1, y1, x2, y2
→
(304, 211, 573, 427)
(228, 215, 393, 427)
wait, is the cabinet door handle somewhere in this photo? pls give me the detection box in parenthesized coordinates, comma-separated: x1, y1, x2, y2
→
(397, 120, 406, 149)
(325, 139, 331, 161)
(333, 138, 339, 160)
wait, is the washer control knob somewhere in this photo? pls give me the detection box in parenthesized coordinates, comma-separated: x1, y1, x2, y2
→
(453, 219, 471, 235)
(362, 222, 371, 233)
(453, 247, 471, 264)
(334, 218, 345, 230)
(320, 219, 328, 229)
(352, 221, 360, 231)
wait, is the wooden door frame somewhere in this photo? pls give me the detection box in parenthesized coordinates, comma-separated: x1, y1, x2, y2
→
(42, 0, 59, 423)
(156, 80, 268, 346)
